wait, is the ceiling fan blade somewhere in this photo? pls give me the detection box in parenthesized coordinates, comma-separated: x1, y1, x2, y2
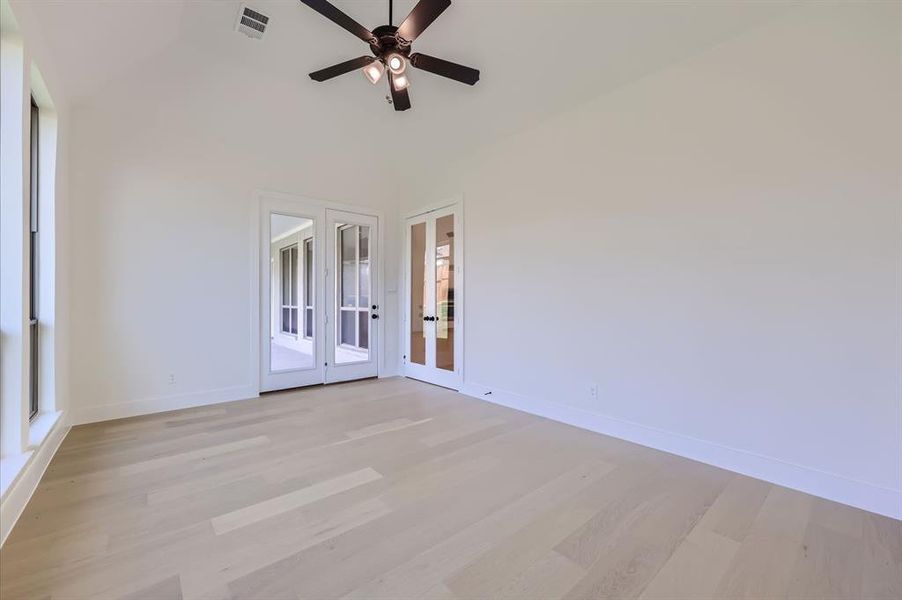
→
(298, 0, 377, 45)
(396, 0, 451, 43)
(410, 53, 479, 85)
(309, 56, 375, 82)
(389, 73, 411, 111)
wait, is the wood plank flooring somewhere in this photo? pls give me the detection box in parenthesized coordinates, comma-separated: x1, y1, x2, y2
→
(1, 377, 899, 599)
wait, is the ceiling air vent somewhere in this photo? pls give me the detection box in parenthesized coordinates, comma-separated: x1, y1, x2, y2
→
(235, 4, 269, 40)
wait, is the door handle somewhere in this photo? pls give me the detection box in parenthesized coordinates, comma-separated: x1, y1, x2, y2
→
(371, 314, 379, 319)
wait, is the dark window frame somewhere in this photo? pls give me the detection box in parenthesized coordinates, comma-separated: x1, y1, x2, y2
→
(28, 95, 39, 420)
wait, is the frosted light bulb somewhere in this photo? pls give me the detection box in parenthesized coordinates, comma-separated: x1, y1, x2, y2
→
(392, 73, 410, 91)
(363, 61, 385, 84)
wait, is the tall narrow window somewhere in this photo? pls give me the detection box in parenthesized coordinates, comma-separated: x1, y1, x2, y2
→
(28, 96, 39, 419)
(280, 244, 298, 335)
(339, 225, 357, 347)
(304, 238, 314, 339)
(336, 224, 371, 362)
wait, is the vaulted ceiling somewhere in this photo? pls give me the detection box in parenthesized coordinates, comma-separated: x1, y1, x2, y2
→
(21, 0, 794, 173)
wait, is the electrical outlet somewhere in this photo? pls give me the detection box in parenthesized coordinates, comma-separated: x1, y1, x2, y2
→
(168, 374, 176, 385)
(589, 383, 598, 401)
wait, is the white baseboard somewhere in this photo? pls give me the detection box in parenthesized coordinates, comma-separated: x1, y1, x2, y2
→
(70, 384, 259, 425)
(0, 417, 69, 547)
(460, 381, 902, 521)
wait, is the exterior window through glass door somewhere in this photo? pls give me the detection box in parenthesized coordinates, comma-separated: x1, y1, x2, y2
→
(304, 238, 314, 339)
(336, 224, 371, 364)
(269, 214, 314, 373)
(280, 245, 299, 335)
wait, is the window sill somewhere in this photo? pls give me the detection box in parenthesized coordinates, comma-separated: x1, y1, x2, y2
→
(28, 410, 62, 448)
(0, 452, 32, 500)
(0, 411, 62, 500)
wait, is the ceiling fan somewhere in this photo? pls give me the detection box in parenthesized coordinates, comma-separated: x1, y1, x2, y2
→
(300, 0, 480, 111)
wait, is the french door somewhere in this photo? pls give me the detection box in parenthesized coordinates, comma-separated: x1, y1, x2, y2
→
(404, 205, 462, 389)
(260, 200, 379, 392)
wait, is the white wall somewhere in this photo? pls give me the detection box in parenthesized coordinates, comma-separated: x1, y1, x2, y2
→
(400, 4, 902, 517)
(68, 42, 401, 424)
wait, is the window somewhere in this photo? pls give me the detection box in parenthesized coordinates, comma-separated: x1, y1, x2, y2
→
(0, 38, 61, 464)
(28, 95, 39, 420)
(337, 224, 370, 351)
(304, 238, 314, 339)
(280, 244, 298, 335)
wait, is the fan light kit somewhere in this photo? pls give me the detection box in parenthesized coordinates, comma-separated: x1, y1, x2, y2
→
(386, 54, 406, 75)
(301, 0, 480, 111)
(392, 73, 410, 91)
(364, 61, 386, 84)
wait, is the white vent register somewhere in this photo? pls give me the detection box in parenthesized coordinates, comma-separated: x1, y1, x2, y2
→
(235, 4, 269, 40)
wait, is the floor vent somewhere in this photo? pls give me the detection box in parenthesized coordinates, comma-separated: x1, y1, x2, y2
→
(236, 4, 269, 40)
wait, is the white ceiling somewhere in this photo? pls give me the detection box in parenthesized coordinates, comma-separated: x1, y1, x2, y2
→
(21, 0, 794, 173)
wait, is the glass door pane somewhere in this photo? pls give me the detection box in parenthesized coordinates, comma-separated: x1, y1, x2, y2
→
(434, 214, 454, 371)
(335, 223, 371, 364)
(270, 214, 315, 372)
(409, 221, 427, 366)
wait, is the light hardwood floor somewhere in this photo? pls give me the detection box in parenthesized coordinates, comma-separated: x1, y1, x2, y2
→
(1, 377, 899, 599)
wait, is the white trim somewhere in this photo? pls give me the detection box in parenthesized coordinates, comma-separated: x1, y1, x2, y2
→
(70, 384, 258, 426)
(1, 410, 60, 499)
(35, 97, 59, 419)
(248, 197, 261, 394)
(0, 35, 29, 456)
(402, 193, 464, 219)
(460, 381, 902, 520)
(0, 413, 68, 547)
(257, 189, 387, 219)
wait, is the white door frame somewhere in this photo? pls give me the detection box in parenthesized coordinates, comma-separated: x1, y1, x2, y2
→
(254, 191, 385, 393)
(402, 196, 464, 389)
